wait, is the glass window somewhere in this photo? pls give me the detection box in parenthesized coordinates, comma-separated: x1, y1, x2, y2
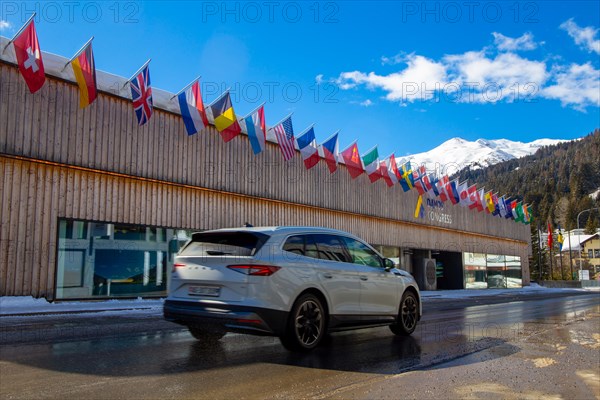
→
(589, 250, 594, 258)
(283, 235, 305, 256)
(505, 256, 522, 288)
(340, 237, 383, 268)
(595, 249, 600, 258)
(463, 252, 487, 289)
(94, 249, 168, 296)
(312, 234, 351, 263)
(113, 225, 146, 241)
(58, 219, 88, 239)
(181, 232, 268, 257)
(304, 235, 319, 260)
(57, 250, 86, 287)
(56, 218, 177, 299)
(486, 254, 507, 289)
(375, 245, 401, 268)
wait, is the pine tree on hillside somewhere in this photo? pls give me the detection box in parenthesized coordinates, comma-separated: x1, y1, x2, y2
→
(584, 210, 599, 235)
(453, 129, 600, 280)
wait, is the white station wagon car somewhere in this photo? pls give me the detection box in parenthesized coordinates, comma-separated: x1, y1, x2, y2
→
(164, 226, 421, 351)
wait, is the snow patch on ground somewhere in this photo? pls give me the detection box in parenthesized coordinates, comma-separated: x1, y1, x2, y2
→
(0, 296, 164, 316)
(419, 283, 596, 299)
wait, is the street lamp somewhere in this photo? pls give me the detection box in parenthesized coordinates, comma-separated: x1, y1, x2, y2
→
(577, 207, 600, 279)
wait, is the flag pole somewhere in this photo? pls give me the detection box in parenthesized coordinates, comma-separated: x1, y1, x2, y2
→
(558, 226, 565, 279)
(62, 36, 94, 71)
(170, 76, 201, 100)
(206, 87, 232, 107)
(268, 113, 294, 130)
(321, 130, 340, 144)
(537, 223, 543, 280)
(296, 123, 316, 137)
(341, 139, 358, 152)
(361, 144, 378, 156)
(123, 59, 151, 88)
(385, 152, 396, 160)
(548, 223, 554, 280)
(568, 226, 574, 280)
(2, 13, 36, 54)
(241, 102, 266, 119)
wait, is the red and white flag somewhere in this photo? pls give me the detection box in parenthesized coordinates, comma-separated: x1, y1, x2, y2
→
(13, 19, 45, 93)
(271, 115, 295, 161)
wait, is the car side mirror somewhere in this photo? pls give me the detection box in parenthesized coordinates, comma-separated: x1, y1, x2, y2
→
(384, 258, 395, 271)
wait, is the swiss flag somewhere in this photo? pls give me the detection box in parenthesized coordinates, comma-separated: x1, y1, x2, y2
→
(13, 20, 45, 93)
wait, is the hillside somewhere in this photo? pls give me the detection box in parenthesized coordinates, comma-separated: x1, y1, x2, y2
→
(454, 129, 600, 231)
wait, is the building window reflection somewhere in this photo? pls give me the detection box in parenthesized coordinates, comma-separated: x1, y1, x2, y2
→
(56, 219, 193, 299)
(463, 253, 521, 289)
(464, 252, 487, 289)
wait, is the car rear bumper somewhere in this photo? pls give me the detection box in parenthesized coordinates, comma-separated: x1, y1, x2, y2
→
(163, 299, 288, 336)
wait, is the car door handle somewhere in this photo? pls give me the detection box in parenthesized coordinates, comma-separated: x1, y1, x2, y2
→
(360, 275, 368, 281)
(322, 273, 333, 279)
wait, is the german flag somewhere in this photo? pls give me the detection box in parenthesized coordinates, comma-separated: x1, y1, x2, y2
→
(210, 91, 241, 142)
(71, 41, 97, 108)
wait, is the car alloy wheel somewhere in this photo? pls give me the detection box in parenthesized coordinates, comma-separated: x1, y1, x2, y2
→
(401, 292, 418, 332)
(390, 291, 418, 336)
(281, 293, 326, 351)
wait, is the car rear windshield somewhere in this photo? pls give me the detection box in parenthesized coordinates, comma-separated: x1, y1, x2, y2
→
(180, 232, 269, 257)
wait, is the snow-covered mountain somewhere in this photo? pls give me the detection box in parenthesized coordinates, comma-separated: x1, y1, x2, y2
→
(396, 137, 569, 176)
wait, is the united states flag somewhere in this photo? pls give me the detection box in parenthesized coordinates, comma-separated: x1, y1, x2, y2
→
(130, 65, 153, 126)
(272, 116, 295, 161)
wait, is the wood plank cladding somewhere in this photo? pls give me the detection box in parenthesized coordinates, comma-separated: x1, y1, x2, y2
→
(0, 157, 530, 298)
(0, 62, 531, 298)
(0, 63, 529, 240)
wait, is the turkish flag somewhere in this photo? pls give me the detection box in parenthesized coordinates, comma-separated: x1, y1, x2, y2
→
(13, 20, 45, 93)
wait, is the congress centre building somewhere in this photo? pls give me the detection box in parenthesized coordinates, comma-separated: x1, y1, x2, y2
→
(0, 37, 531, 301)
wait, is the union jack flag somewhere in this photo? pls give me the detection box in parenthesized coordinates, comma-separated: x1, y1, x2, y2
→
(272, 116, 295, 161)
(130, 65, 153, 126)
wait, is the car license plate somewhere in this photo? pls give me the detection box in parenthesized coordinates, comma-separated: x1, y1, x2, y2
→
(188, 285, 220, 297)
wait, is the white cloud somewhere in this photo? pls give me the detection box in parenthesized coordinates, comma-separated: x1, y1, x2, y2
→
(543, 63, 600, 110)
(444, 51, 548, 103)
(380, 53, 405, 65)
(336, 51, 547, 104)
(0, 20, 11, 31)
(336, 54, 448, 103)
(328, 29, 598, 111)
(360, 99, 374, 107)
(492, 32, 539, 51)
(315, 74, 324, 85)
(560, 19, 600, 55)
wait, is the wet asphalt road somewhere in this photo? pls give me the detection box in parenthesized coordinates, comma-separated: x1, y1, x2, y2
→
(1, 292, 599, 399)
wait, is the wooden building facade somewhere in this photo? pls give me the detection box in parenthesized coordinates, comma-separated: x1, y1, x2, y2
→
(0, 53, 531, 300)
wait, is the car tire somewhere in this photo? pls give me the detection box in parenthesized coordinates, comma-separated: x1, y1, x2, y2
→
(390, 291, 419, 336)
(188, 326, 226, 342)
(280, 293, 326, 352)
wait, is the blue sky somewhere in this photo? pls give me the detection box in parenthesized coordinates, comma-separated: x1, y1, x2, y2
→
(1, 1, 599, 156)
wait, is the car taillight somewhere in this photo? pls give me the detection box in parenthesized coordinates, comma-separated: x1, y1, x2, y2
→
(172, 263, 186, 273)
(227, 265, 281, 276)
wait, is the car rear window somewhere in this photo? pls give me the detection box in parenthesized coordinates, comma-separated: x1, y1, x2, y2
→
(180, 232, 269, 257)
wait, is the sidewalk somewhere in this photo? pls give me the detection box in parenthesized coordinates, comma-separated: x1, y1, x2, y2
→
(0, 296, 164, 317)
(419, 283, 598, 299)
(1, 284, 597, 317)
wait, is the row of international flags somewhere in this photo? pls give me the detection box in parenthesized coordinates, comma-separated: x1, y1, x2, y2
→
(4, 16, 532, 225)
